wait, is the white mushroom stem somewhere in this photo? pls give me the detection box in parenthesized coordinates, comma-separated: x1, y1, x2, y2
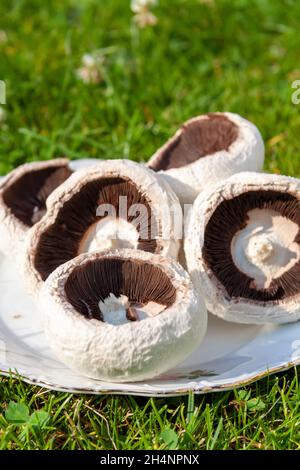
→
(99, 294, 131, 325)
(99, 293, 166, 325)
(79, 217, 139, 254)
(231, 208, 300, 289)
(245, 236, 274, 264)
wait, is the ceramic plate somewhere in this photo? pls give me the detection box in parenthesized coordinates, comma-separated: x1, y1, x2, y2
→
(0, 160, 300, 396)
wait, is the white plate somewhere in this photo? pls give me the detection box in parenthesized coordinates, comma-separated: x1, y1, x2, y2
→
(0, 160, 300, 396)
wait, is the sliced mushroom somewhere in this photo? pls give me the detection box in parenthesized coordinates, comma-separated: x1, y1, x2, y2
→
(39, 248, 207, 382)
(148, 112, 265, 204)
(23, 159, 182, 295)
(185, 172, 300, 324)
(0, 159, 73, 256)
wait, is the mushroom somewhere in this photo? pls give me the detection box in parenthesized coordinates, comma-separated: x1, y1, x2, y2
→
(23, 159, 182, 295)
(147, 112, 265, 204)
(39, 248, 207, 382)
(185, 172, 300, 324)
(0, 159, 73, 256)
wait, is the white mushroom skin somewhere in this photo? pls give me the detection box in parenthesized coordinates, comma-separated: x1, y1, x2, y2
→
(148, 112, 265, 205)
(0, 159, 71, 258)
(22, 159, 182, 296)
(38, 249, 207, 383)
(185, 172, 300, 324)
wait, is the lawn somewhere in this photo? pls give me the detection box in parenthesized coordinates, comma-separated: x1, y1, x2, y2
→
(1, 0, 300, 450)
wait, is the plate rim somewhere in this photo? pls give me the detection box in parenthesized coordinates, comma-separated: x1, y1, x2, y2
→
(1, 357, 299, 396)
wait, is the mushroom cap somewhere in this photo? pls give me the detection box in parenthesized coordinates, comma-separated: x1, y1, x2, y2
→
(185, 172, 300, 324)
(0, 159, 72, 257)
(23, 159, 182, 296)
(148, 112, 265, 204)
(38, 248, 207, 382)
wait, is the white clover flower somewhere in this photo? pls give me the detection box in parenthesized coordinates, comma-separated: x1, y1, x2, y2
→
(76, 66, 101, 84)
(131, 0, 157, 28)
(133, 11, 157, 28)
(81, 53, 97, 67)
(76, 52, 104, 84)
(131, 0, 157, 13)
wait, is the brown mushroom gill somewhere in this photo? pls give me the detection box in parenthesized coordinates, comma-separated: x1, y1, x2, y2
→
(34, 177, 160, 281)
(203, 190, 300, 302)
(3, 165, 72, 226)
(64, 258, 176, 321)
(148, 114, 239, 172)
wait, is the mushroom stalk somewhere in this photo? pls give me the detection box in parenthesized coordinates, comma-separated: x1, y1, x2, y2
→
(99, 293, 168, 325)
(126, 306, 138, 321)
(231, 208, 300, 290)
(246, 236, 274, 264)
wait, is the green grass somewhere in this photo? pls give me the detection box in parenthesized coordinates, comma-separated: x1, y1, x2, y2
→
(1, 0, 300, 450)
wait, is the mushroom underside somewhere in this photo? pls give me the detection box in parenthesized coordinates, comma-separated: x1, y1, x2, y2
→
(34, 177, 161, 281)
(64, 257, 176, 322)
(149, 113, 239, 171)
(203, 190, 300, 302)
(3, 165, 72, 226)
